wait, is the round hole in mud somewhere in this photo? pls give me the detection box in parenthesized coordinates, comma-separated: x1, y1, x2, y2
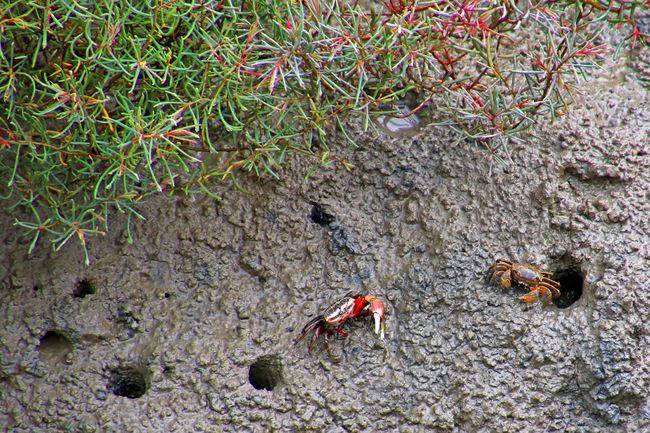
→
(73, 279, 96, 298)
(38, 330, 73, 364)
(310, 202, 336, 227)
(109, 366, 149, 399)
(248, 355, 283, 391)
(553, 268, 584, 308)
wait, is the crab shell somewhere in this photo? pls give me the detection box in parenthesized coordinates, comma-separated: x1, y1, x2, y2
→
(489, 259, 561, 303)
(322, 295, 361, 326)
(322, 293, 385, 338)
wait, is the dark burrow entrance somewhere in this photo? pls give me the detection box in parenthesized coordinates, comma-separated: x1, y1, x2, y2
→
(310, 202, 336, 227)
(73, 279, 96, 298)
(248, 354, 284, 391)
(38, 330, 73, 365)
(553, 268, 584, 308)
(108, 366, 149, 399)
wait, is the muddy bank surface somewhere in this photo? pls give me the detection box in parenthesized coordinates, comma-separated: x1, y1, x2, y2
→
(1, 65, 649, 432)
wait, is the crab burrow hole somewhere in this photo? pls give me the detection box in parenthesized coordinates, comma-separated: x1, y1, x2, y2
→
(552, 267, 584, 309)
(38, 330, 73, 366)
(73, 279, 96, 298)
(310, 202, 336, 227)
(108, 366, 150, 399)
(248, 354, 284, 391)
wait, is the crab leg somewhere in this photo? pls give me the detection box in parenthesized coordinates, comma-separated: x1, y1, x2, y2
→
(519, 289, 541, 303)
(297, 316, 322, 343)
(306, 328, 317, 352)
(539, 282, 561, 300)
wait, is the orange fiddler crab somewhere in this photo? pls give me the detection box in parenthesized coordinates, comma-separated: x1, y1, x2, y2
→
(488, 259, 561, 304)
(297, 291, 386, 357)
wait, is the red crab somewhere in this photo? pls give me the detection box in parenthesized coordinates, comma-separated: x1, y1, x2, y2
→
(488, 259, 561, 304)
(297, 292, 386, 357)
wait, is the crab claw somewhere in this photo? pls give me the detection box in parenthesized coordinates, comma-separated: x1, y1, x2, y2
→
(365, 295, 385, 339)
(519, 289, 540, 304)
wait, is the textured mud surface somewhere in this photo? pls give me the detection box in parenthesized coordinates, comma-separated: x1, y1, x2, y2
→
(1, 65, 649, 432)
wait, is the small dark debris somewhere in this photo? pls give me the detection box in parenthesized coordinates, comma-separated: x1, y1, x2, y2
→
(310, 201, 358, 255)
(94, 389, 107, 401)
(161, 364, 174, 376)
(116, 306, 141, 338)
(330, 225, 358, 255)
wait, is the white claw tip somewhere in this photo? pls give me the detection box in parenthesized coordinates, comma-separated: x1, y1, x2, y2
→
(373, 313, 385, 339)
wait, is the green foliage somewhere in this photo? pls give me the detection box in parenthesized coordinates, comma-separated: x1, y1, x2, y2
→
(0, 0, 646, 263)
